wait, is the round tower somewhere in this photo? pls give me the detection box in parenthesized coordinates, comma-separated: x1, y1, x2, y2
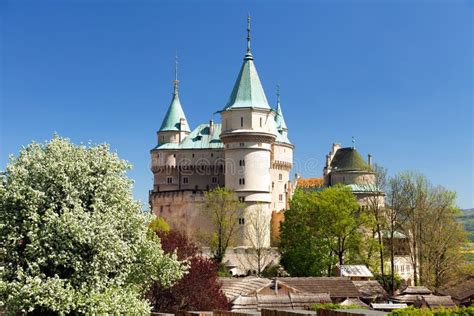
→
(220, 16, 275, 247)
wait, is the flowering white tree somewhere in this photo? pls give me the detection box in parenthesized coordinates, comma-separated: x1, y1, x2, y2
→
(0, 136, 185, 314)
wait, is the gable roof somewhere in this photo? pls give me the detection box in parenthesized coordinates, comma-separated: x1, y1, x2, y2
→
(330, 147, 371, 172)
(281, 277, 361, 299)
(158, 88, 191, 133)
(401, 286, 432, 295)
(222, 52, 271, 111)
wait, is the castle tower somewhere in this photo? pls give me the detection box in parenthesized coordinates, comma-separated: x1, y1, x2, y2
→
(270, 85, 294, 244)
(157, 56, 191, 145)
(220, 16, 276, 247)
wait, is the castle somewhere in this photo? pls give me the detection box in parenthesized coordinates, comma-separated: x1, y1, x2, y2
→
(149, 17, 293, 247)
(149, 18, 414, 282)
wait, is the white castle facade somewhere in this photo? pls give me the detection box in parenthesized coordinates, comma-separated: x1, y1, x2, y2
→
(149, 18, 293, 247)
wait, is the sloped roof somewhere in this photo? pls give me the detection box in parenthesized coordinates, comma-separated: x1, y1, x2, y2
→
(275, 101, 287, 130)
(155, 123, 223, 150)
(222, 53, 271, 111)
(339, 265, 373, 278)
(437, 276, 474, 301)
(340, 297, 369, 308)
(330, 147, 371, 172)
(281, 277, 360, 299)
(296, 178, 324, 189)
(421, 295, 456, 308)
(231, 293, 331, 311)
(353, 281, 388, 301)
(219, 277, 272, 301)
(158, 89, 191, 132)
(401, 286, 432, 295)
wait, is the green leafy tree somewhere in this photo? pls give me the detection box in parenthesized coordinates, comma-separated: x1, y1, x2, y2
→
(316, 185, 367, 265)
(201, 187, 244, 263)
(280, 186, 364, 276)
(280, 190, 334, 276)
(0, 136, 185, 315)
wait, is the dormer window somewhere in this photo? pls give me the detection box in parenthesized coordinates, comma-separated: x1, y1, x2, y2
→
(240, 117, 244, 127)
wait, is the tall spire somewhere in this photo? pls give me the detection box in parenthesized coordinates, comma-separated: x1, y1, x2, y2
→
(247, 14, 251, 53)
(245, 14, 253, 60)
(275, 84, 287, 131)
(173, 53, 179, 95)
(222, 15, 269, 111)
(158, 55, 190, 133)
(276, 83, 281, 105)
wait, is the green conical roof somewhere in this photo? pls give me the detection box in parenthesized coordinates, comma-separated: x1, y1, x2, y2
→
(330, 147, 371, 171)
(275, 100, 287, 130)
(222, 52, 271, 111)
(158, 86, 190, 132)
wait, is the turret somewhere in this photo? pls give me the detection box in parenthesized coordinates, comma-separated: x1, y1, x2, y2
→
(157, 56, 191, 145)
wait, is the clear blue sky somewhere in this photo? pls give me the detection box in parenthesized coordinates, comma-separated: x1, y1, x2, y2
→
(1, 1, 473, 208)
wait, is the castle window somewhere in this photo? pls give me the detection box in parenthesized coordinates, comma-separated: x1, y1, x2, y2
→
(238, 218, 245, 225)
(279, 194, 283, 201)
(279, 174, 283, 180)
(239, 196, 245, 203)
(173, 154, 176, 158)
(212, 177, 218, 184)
(160, 206, 163, 213)
(192, 154, 195, 158)
(157, 153, 160, 158)
(240, 143, 245, 147)
(239, 178, 245, 185)
(272, 182, 274, 189)
(183, 177, 189, 184)
(239, 159, 245, 166)
(240, 117, 243, 127)
(195, 185, 198, 190)
(211, 153, 214, 157)
(167, 177, 173, 184)
(161, 136, 164, 143)
(259, 117, 262, 127)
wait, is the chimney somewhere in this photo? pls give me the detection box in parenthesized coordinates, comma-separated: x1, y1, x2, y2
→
(209, 119, 214, 135)
(368, 154, 373, 167)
